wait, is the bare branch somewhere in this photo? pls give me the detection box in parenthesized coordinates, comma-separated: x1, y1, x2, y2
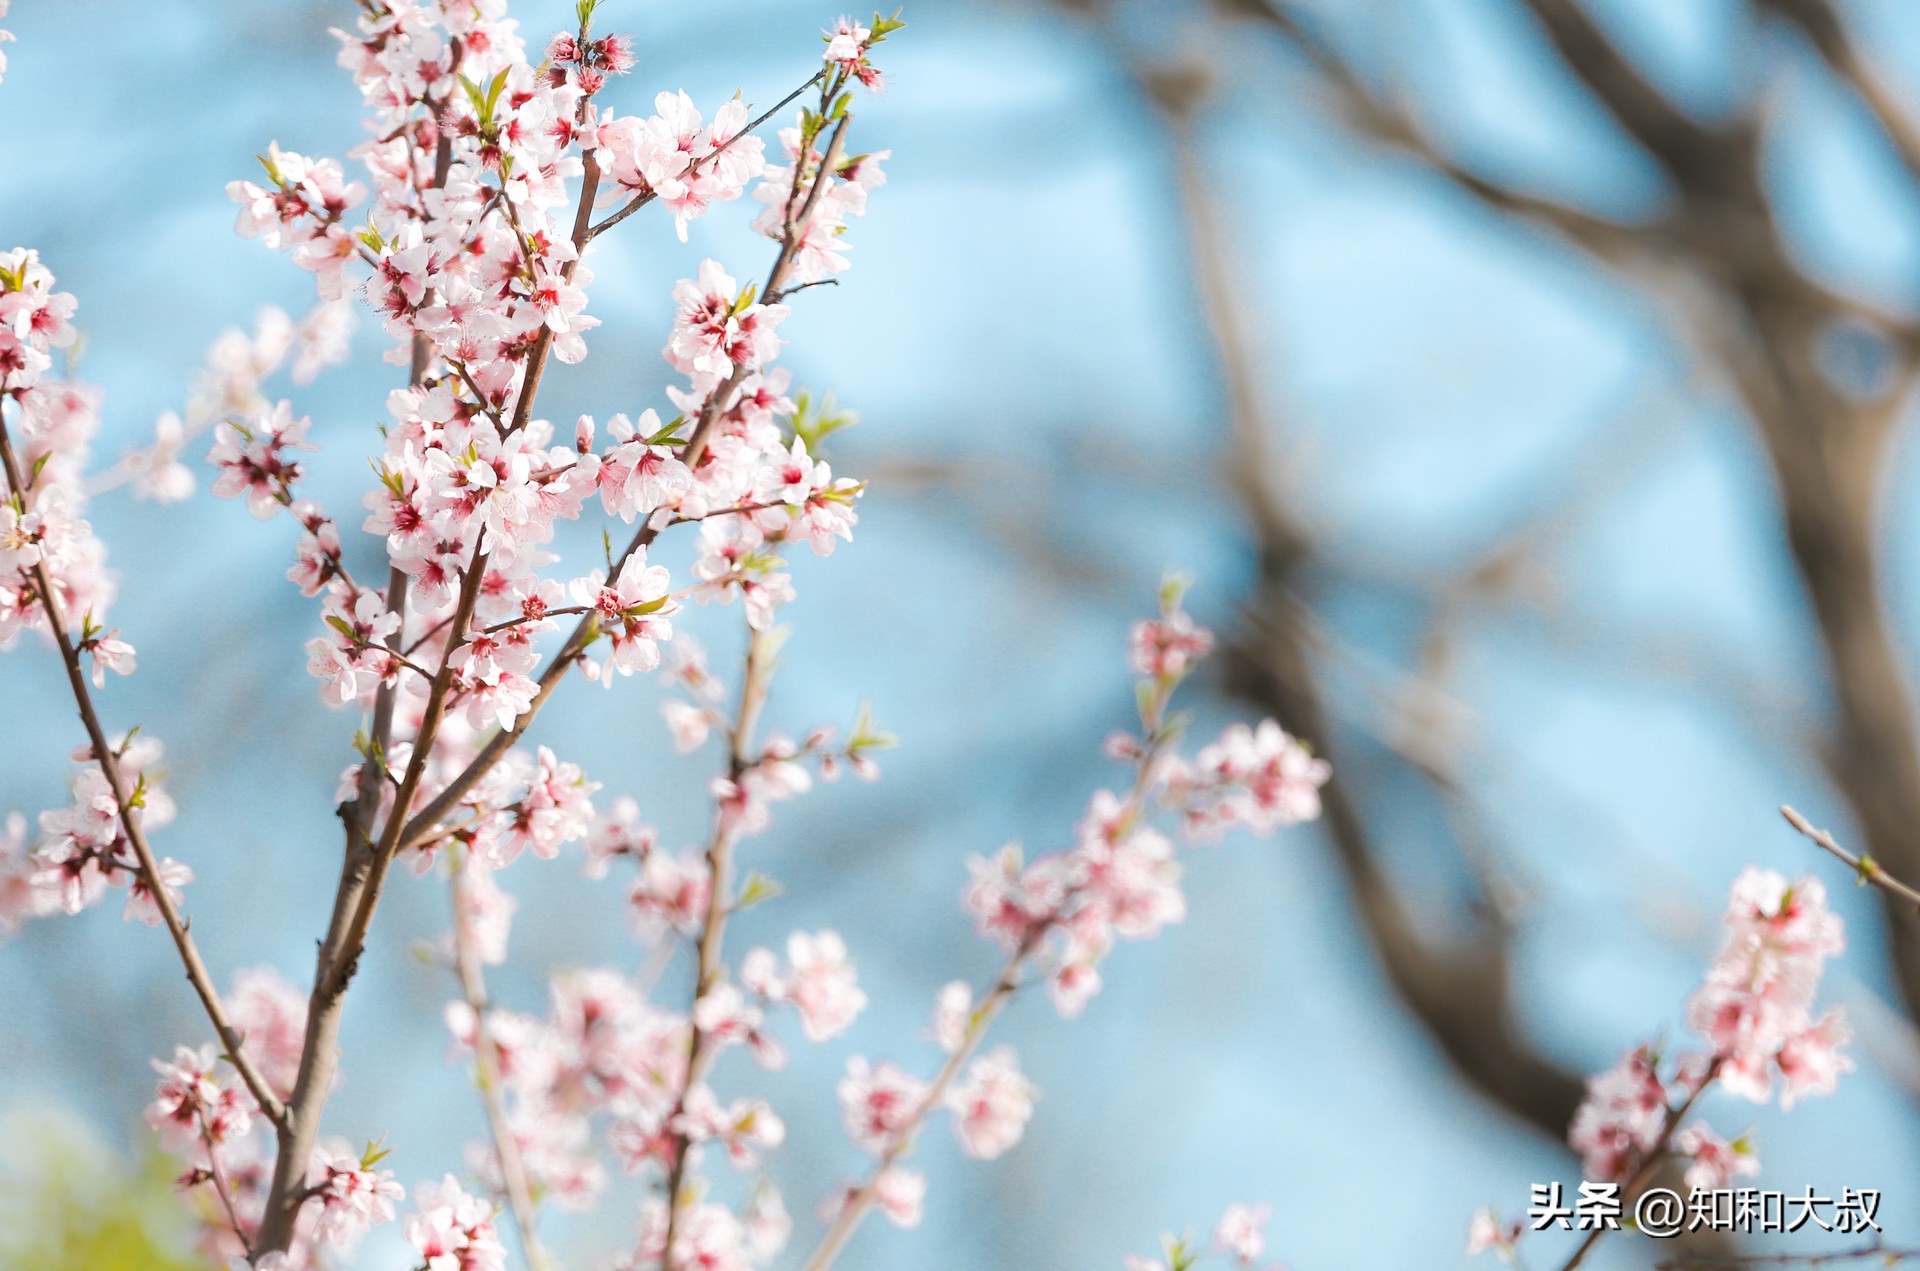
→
(1782, 804, 1920, 919)
(1763, 0, 1920, 192)
(1129, 41, 1589, 1139)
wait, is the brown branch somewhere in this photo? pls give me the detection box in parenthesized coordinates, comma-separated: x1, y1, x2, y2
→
(1762, 0, 1920, 192)
(1128, 48, 1587, 1139)
(1225, 0, 1920, 1097)
(1782, 804, 1920, 919)
(586, 69, 826, 241)
(450, 852, 551, 1271)
(1220, 0, 1660, 267)
(257, 69, 604, 1256)
(0, 404, 287, 1131)
(659, 626, 773, 1271)
(1514, 0, 1740, 195)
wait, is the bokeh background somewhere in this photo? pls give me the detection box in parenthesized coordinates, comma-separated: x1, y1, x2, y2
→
(4, 0, 1920, 1266)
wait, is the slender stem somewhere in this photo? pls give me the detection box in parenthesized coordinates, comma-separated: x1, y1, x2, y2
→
(796, 685, 1181, 1271)
(0, 401, 288, 1129)
(1660, 1242, 1919, 1269)
(198, 1116, 255, 1260)
(1781, 804, 1920, 917)
(660, 626, 773, 1271)
(508, 147, 600, 437)
(1558, 1059, 1722, 1271)
(796, 938, 1029, 1271)
(586, 70, 825, 242)
(449, 849, 552, 1271)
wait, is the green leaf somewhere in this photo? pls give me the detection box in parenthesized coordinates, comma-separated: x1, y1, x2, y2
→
(645, 414, 689, 445)
(458, 73, 490, 125)
(256, 144, 285, 186)
(736, 870, 784, 911)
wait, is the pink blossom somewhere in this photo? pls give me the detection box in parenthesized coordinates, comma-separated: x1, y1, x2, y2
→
(1175, 720, 1331, 839)
(570, 550, 675, 677)
(1674, 1123, 1758, 1191)
(1466, 1208, 1522, 1262)
(838, 1056, 928, 1153)
(874, 1165, 925, 1228)
(1778, 1010, 1853, 1108)
(123, 855, 192, 926)
(405, 1175, 507, 1271)
(783, 930, 867, 1041)
(662, 698, 713, 753)
(1686, 869, 1848, 1104)
(693, 982, 765, 1051)
(208, 401, 313, 519)
(1214, 1202, 1271, 1262)
(1128, 609, 1214, 679)
(310, 1142, 404, 1244)
(228, 966, 308, 1099)
(666, 259, 788, 389)
(1568, 1045, 1668, 1183)
(933, 980, 972, 1054)
(823, 1166, 926, 1230)
(629, 847, 710, 935)
(146, 1044, 253, 1150)
(946, 1045, 1035, 1160)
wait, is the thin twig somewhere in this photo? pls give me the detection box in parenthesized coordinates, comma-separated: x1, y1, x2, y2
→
(1782, 805, 1920, 918)
(795, 688, 1183, 1271)
(449, 849, 552, 1271)
(659, 625, 774, 1271)
(0, 401, 288, 1130)
(1661, 1240, 1920, 1269)
(586, 70, 826, 241)
(198, 1116, 256, 1260)
(1558, 1059, 1721, 1271)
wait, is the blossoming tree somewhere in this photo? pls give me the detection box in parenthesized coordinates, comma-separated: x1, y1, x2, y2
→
(0, 3, 1892, 1270)
(0, 3, 1335, 1268)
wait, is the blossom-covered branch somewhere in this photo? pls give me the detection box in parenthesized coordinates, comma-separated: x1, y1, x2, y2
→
(1470, 869, 1852, 1268)
(0, 264, 288, 1129)
(801, 580, 1329, 1270)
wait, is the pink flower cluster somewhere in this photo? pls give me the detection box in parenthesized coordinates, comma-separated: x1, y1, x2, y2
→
(960, 601, 1329, 1017)
(817, 587, 1326, 1240)
(138, 967, 358, 1265)
(1567, 869, 1849, 1190)
(0, 9, 1355, 1271)
(0, 251, 115, 651)
(2, 2, 905, 1264)
(1472, 868, 1851, 1262)
(4, 735, 178, 927)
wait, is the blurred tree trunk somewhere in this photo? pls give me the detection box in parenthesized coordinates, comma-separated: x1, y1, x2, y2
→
(1217, 0, 1920, 1067)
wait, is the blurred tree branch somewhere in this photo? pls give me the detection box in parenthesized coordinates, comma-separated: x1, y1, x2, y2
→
(1222, 0, 1920, 1084)
(1120, 42, 1590, 1141)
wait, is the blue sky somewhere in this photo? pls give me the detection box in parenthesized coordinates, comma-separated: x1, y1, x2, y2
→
(4, 1, 1920, 1267)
